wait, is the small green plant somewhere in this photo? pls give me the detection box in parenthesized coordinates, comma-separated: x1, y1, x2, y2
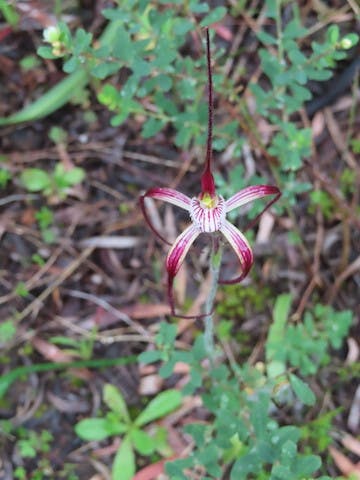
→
(216, 283, 272, 319)
(31, 253, 46, 266)
(75, 384, 182, 480)
(266, 294, 353, 377)
(20, 163, 85, 199)
(0, 319, 17, 343)
(19, 54, 41, 71)
(49, 332, 96, 360)
(249, 4, 358, 206)
(16, 428, 53, 459)
(301, 409, 341, 454)
(48, 125, 68, 145)
(14, 281, 29, 298)
(139, 290, 353, 478)
(309, 189, 336, 219)
(35, 206, 55, 243)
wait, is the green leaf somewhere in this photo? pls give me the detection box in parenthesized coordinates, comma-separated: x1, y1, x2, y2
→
(156, 74, 173, 92)
(130, 428, 154, 455)
(283, 19, 307, 40)
(62, 167, 85, 186)
(74, 28, 93, 53)
(327, 25, 339, 44)
(157, 321, 177, 347)
(98, 84, 119, 110)
(91, 62, 120, 79)
(141, 118, 166, 138)
(63, 56, 80, 74)
(37, 46, 57, 59)
(103, 384, 130, 422)
(173, 18, 193, 35)
(200, 6, 227, 27)
(138, 350, 163, 364)
(289, 374, 316, 406)
(249, 392, 270, 440)
(75, 418, 115, 441)
(112, 436, 135, 480)
(112, 26, 133, 62)
(294, 454, 321, 476)
(134, 389, 182, 427)
(20, 168, 51, 192)
(231, 452, 261, 480)
(189, 1, 209, 13)
(257, 30, 277, 45)
(288, 48, 307, 65)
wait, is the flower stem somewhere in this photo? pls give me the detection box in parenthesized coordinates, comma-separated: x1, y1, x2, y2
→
(203, 237, 223, 360)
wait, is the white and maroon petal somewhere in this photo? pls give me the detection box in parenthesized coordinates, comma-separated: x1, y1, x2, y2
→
(140, 187, 192, 245)
(166, 224, 200, 278)
(190, 196, 226, 233)
(225, 185, 280, 213)
(219, 220, 254, 284)
(144, 187, 192, 211)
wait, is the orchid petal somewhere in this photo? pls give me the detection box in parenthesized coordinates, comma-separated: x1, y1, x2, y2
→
(225, 185, 280, 212)
(140, 188, 192, 245)
(219, 220, 253, 284)
(166, 224, 200, 315)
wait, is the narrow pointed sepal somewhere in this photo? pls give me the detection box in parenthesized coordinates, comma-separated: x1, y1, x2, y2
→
(140, 187, 192, 245)
(219, 220, 254, 284)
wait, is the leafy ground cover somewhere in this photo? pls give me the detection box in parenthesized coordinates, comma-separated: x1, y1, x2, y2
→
(0, 1, 359, 479)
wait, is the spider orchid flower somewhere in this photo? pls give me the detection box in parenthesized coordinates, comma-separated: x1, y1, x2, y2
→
(140, 29, 281, 317)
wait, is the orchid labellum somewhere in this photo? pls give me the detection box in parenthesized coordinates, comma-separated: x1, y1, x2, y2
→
(140, 28, 281, 317)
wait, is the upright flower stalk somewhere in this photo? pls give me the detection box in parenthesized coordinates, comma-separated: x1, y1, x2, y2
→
(140, 28, 281, 319)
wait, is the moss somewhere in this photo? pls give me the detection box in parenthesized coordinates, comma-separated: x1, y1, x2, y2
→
(216, 283, 271, 320)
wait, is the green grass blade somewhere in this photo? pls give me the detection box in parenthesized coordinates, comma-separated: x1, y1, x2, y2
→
(0, 354, 137, 399)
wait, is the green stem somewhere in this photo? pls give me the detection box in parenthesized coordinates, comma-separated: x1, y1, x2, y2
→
(203, 237, 223, 360)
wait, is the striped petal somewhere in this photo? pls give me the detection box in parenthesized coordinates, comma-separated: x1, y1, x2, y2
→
(166, 224, 200, 315)
(219, 220, 253, 284)
(225, 185, 280, 213)
(140, 187, 192, 245)
(143, 187, 192, 210)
